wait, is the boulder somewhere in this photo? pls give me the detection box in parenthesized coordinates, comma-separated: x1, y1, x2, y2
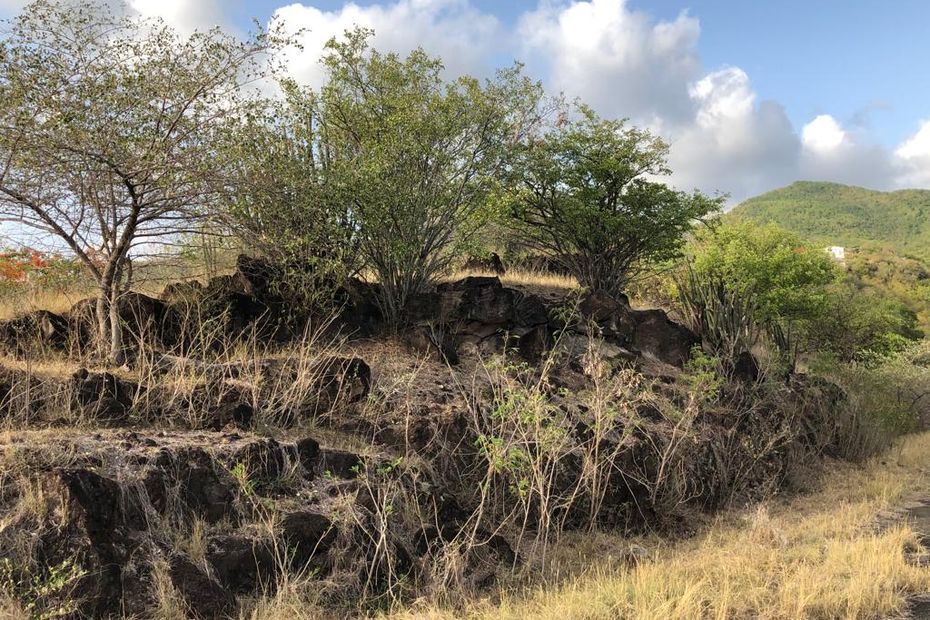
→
(142, 447, 238, 524)
(630, 309, 699, 367)
(67, 292, 172, 353)
(168, 555, 236, 619)
(404, 324, 459, 365)
(0, 310, 68, 355)
(319, 448, 364, 479)
(206, 534, 276, 594)
(37, 469, 137, 616)
(70, 368, 135, 425)
(281, 509, 338, 568)
(577, 290, 635, 342)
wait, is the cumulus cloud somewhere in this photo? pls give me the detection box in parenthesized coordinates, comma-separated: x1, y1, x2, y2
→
(668, 68, 799, 199)
(518, 0, 700, 124)
(270, 0, 501, 88)
(894, 120, 930, 187)
(127, 0, 228, 33)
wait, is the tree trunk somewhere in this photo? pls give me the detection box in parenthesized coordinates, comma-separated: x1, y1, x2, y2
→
(108, 282, 125, 365)
(95, 283, 111, 358)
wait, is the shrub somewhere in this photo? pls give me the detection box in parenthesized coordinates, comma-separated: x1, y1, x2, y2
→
(510, 105, 722, 297)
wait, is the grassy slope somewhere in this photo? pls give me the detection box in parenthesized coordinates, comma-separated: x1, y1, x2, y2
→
(383, 433, 930, 620)
(730, 181, 930, 260)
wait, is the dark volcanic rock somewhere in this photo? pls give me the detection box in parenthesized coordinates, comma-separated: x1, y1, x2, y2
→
(630, 309, 699, 367)
(37, 469, 135, 616)
(67, 292, 172, 353)
(281, 509, 338, 568)
(70, 368, 136, 425)
(0, 309, 68, 355)
(319, 448, 364, 479)
(168, 555, 236, 619)
(207, 534, 276, 595)
(578, 290, 635, 342)
(143, 447, 239, 524)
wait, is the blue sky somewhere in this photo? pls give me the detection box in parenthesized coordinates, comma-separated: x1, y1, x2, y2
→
(2, 0, 929, 201)
(218, 0, 930, 150)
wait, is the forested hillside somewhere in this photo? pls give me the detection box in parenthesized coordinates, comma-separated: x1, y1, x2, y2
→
(731, 181, 930, 260)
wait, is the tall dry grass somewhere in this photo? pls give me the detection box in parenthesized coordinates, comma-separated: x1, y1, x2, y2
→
(382, 432, 930, 620)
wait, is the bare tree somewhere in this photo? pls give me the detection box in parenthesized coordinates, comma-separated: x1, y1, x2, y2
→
(0, 0, 281, 363)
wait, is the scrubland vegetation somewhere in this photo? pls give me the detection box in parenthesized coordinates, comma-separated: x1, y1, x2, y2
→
(0, 1, 928, 619)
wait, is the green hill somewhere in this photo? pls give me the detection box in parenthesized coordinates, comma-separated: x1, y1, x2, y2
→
(730, 181, 930, 260)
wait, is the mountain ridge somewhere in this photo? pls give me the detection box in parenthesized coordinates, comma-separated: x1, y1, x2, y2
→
(729, 180, 930, 259)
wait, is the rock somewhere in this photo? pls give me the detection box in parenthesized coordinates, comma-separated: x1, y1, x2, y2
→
(310, 356, 372, 412)
(206, 534, 276, 594)
(404, 325, 459, 365)
(577, 290, 635, 341)
(168, 555, 236, 619)
(517, 324, 550, 362)
(160, 280, 203, 303)
(513, 291, 549, 327)
(319, 448, 364, 479)
(630, 309, 699, 367)
(234, 253, 278, 298)
(0, 310, 68, 355)
(144, 447, 238, 524)
(281, 510, 338, 568)
(207, 395, 254, 431)
(70, 368, 135, 425)
(67, 292, 173, 353)
(225, 438, 287, 483)
(38, 469, 135, 616)
(438, 276, 513, 325)
(294, 436, 321, 472)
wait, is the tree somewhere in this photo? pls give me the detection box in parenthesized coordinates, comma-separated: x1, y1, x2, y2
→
(690, 221, 837, 327)
(0, 0, 281, 363)
(510, 105, 722, 298)
(315, 29, 545, 327)
(222, 79, 361, 312)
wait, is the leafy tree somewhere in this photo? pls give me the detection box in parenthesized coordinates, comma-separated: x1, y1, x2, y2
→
(691, 221, 837, 327)
(315, 29, 544, 326)
(510, 105, 722, 298)
(0, 0, 283, 363)
(222, 79, 361, 311)
(809, 283, 923, 360)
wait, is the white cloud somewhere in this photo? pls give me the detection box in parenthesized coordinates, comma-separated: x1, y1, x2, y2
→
(270, 0, 500, 88)
(669, 68, 799, 199)
(801, 114, 848, 154)
(894, 120, 930, 187)
(518, 0, 700, 124)
(127, 0, 228, 33)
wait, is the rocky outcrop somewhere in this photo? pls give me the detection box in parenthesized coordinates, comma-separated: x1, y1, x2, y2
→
(0, 309, 69, 356)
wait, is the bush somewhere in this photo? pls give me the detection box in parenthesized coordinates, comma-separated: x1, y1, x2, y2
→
(510, 105, 722, 298)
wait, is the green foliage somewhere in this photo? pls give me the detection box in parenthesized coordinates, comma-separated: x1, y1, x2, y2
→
(808, 284, 923, 361)
(820, 343, 930, 454)
(313, 28, 544, 326)
(0, 0, 285, 362)
(510, 105, 722, 297)
(222, 80, 360, 311)
(731, 180, 930, 262)
(690, 221, 837, 328)
(1, 557, 86, 619)
(682, 346, 724, 402)
(676, 264, 759, 367)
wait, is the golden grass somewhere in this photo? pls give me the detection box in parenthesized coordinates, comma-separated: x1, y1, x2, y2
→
(383, 432, 930, 620)
(445, 268, 579, 294)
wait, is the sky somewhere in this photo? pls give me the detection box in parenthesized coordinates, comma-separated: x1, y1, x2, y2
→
(2, 0, 930, 203)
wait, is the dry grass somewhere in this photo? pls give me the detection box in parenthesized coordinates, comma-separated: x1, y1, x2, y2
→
(380, 432, 930, 620)
(445, 268, 578, 295)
